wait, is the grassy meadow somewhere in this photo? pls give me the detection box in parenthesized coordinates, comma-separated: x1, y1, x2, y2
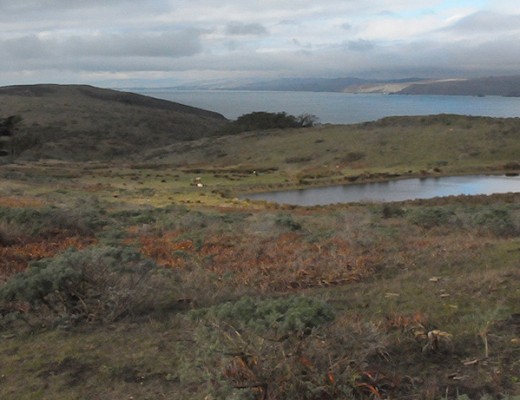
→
(0, 114, 519, 399)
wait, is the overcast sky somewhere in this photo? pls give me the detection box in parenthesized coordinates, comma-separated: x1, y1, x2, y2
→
(1, 0, 519, 87)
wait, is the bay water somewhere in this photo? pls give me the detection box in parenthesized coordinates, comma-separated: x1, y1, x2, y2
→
(133, 89, 520, 124)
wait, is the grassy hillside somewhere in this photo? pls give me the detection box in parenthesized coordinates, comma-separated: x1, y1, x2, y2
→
(144, 114, 520, 190)
(0, 84, 227, 161)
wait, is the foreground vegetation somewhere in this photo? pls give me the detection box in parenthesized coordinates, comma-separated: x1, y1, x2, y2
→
(0, 114, 519, 399)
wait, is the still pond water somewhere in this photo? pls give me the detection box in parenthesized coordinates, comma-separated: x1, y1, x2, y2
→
(243, 175, 520, 206)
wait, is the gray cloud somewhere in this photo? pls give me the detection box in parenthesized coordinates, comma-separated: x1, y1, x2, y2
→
(66, 31, 204, 58)
(0, 30, 203, 63)
(0, 1, 519, 86)
(346, 39, 374, 52)
(225, 22, 268, 36)
(0, 0, 166, 16)
(0, 0, 169, 33)
(3, 35, 50, 59)
(2, 30, 520, 80)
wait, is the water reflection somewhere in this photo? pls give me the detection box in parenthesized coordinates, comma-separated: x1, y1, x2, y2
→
(244, 175, 520, 206)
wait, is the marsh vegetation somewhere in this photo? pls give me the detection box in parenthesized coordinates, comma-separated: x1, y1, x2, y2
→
(0, 185, 519, 399)
(0, 89, 519, 399)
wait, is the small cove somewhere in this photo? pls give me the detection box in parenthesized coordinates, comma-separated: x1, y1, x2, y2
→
(243, 175, 520, 206)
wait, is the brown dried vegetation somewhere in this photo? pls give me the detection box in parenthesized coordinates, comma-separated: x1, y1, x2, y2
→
(0, 233, 96, 280)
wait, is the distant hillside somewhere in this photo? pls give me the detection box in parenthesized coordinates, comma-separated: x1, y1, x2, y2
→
(195, 77, 426, 92)
(0, 84, 227, 161)
(176, 75, 520, 97)
(228, 77, 370, 92)
(396, 76, 520, 97)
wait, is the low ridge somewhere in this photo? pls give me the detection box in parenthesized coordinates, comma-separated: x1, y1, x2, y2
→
(0, 84, 228, 161)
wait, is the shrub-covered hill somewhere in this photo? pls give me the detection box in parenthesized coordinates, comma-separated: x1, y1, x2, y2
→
(144, 114, 520, 178)
(0, 84, 227, 161)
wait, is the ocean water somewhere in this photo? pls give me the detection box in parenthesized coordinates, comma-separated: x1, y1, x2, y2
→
(133, 89, 520, 124)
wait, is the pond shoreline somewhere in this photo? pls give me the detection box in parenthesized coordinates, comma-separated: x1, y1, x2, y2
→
(240, 169, 520, 206)
(240, 165, 518, 194)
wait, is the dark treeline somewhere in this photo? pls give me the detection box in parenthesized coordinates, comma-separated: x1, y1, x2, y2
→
(220, 111, 319, 135)
(0, 116, 22, 157)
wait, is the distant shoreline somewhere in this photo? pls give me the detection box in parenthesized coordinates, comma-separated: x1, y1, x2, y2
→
(165, 75, 520, 97)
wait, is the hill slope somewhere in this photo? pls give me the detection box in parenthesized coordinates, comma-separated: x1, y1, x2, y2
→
(396, 75, 520, 97)
(0, 84, 227, 161)
(145, 114, 520, 179)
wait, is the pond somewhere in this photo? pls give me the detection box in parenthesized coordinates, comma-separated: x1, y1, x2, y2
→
(243, 175, 520, 206)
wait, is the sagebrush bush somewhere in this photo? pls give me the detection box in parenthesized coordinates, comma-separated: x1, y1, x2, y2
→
(275, 214, 302, 231)
(407, 206, 458, 229)
(0, 200, 108, 237)
(0, 206, 40, 229)
(0, 246, 157, 325)
(55, 197, 109, 233)
(192, 295, 335, 337)
(450, 395, 520, 400)
(471, 208, 518, 237)
(0, 221, 21, 245)
(191, 303, 394, 400)
(379, 203, 406, 219)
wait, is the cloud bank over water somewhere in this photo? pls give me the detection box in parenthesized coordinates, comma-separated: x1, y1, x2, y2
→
(0, 0, 519, 86)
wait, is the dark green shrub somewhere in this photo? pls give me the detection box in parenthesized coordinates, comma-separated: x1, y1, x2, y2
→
(193, 295, 335, 337)
(407, 207, 457, 229)
(285, 155, 313, 163)
(236, 111, 298, 130)
(0, 246, 157, 325)
(472, 208, 518, 237)
(46, 198, 108, 234)
(275, 214, 302, 231)
(342, 151, 366, 163)
(0, 115, 22, 136)
(0, 221, 21, 245)
(380, 203, 405, 219)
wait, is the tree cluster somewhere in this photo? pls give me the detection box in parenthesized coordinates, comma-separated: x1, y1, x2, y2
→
(0, 115, 21, 136)
(221, 111, 318, 135)
(0, 115, 22, 157)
